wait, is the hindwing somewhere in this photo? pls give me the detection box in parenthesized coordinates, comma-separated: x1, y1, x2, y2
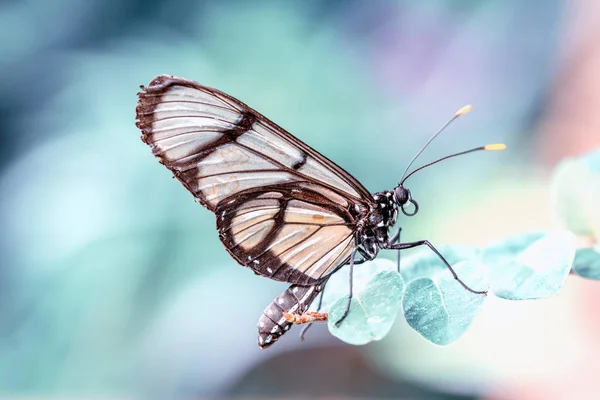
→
(217, 182, 358, 285)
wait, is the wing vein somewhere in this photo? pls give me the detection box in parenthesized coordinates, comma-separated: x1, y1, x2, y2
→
(267, 226, 324, 277)
(304, 233, 353, 277)
(147, 99, 234, 113)
(150, 114, 235, 126)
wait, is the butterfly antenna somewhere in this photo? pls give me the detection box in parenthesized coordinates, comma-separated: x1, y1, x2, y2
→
(399, 105, 473, 183)
(401, 143, 506, 184)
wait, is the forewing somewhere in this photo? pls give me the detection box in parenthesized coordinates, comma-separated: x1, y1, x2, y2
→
(135, 75, 373, 211)
(217, 183, 357, 285)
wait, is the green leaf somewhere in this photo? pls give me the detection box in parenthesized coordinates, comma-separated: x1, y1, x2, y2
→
(482, 232, 544, 267)
(328, 271, 404, 345)
(483, 230, 576, 300)
(399, 245, 481, 284)
(549, 149, 600, 237)
(572, 247, 600, 280)
(402, 260, 488, 345)
(320, 258, 396, 311)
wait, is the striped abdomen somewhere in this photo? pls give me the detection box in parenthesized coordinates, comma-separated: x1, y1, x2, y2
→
(257, 282, 326, 348)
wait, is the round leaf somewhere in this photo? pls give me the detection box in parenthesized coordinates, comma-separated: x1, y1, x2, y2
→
(402, 260, 488, 345)
(328, 271, 404, 345)
(483, 230, 576, 300)
(320, 258, 396, 311)
(399, 245, 481, 284)
(572, 247, 600, 280)
(482, 232, 544, 267)
(549, 150, 600, 237)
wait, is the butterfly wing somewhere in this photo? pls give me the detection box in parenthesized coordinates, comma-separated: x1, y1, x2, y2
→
(217, 182, 359, 285)
(136, 75, 372, 284)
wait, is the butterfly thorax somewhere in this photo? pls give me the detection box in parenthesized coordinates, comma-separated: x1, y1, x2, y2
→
(356, 190, 399, 258)
(371, 191, 399, 229)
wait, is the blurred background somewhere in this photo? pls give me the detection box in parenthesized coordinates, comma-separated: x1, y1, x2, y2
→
(1, 0, 600, 399)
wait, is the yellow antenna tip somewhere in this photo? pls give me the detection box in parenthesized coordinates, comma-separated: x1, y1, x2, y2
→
(484, 143, 506, 151)
(455, 104, 473, 116)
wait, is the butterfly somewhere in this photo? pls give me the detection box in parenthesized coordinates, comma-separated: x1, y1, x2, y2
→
(135, 75, 504, 348)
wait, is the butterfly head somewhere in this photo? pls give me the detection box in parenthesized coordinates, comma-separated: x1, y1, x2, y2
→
(393, 185, 409, 206)
(394, 184, 419, 217)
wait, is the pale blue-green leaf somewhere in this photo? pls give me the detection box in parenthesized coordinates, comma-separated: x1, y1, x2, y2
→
(328, 271, 404, 345)
(402, 260, 488, 345)
(572, 247, 600, 280)
(482, 232, 544, 266)
(319, 258, 396, 311)
(484, 230, 576, 300)
(400, 245, 481, 284)
(549, 150, 600, 237)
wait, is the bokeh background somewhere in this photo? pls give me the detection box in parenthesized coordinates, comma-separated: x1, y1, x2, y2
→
(1, 0, 600, 399)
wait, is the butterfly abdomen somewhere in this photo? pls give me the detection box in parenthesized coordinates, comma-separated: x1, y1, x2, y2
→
(257, 283, 325, 348)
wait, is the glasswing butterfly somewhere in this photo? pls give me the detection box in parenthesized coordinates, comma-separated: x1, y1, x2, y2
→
(135, 75, 504, 348)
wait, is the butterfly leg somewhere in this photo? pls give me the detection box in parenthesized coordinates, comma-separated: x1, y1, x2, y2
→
(388, 227, 402, 272)
(300, 254, 367, 341)
(334, 247, 359, 327)
(387, 240, 487, 295)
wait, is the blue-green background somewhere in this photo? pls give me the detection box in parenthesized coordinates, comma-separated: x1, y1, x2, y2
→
(1, 0, 588, 399)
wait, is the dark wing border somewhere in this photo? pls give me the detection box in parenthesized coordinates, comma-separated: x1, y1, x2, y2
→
(135, 74, 374, 211)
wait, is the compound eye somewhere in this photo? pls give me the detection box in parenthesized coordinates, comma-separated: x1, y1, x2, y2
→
(394, 186, 409, 205)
